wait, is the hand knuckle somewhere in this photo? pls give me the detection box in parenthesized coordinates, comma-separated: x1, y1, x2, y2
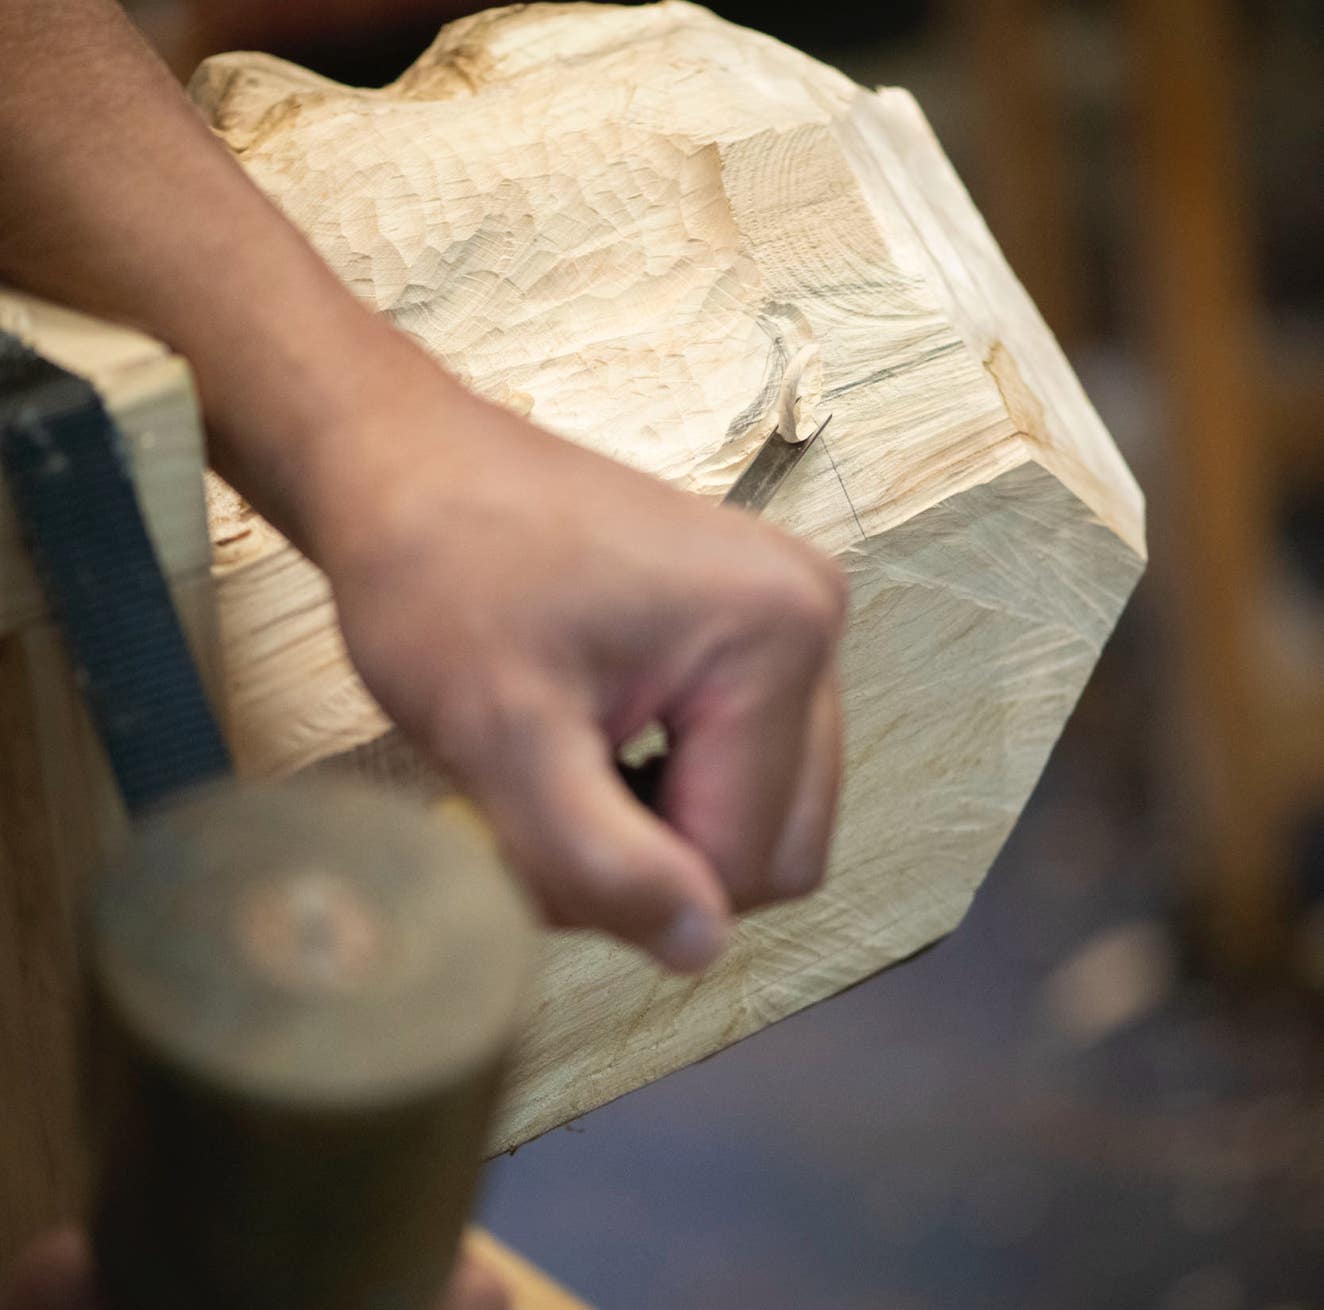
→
(770, 557, 847, 646)
(489, 678, 559, 742)
(557, 831, 627, 898)
(430, 666, 554, 766)
(817, 554, 850, 626)
(791, 861, 827, 898)
(467, 1266, 513, 1310)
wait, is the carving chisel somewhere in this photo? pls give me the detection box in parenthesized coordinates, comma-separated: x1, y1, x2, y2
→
(723, 411, 831, 514)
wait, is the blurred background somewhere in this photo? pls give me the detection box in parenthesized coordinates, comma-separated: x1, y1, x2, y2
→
(128, 1, 1324, 1305)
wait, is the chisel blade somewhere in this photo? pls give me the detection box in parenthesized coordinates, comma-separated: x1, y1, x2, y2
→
(722, 413, 832, 514)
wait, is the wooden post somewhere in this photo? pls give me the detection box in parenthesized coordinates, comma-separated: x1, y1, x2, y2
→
(192, 2, 1147, 1154)
(1126, 0, 1284, 974)
(955, 0, 1089, 347)
(0, 291, 217, 1263)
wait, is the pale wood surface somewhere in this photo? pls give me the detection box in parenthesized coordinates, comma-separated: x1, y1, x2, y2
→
(191, 1, 1146, 1152)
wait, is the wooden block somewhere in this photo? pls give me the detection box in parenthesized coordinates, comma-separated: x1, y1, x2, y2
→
(189, 1, 1146, 1152)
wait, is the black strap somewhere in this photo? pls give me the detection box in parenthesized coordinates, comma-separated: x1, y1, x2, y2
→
(0, 330, 231, 815)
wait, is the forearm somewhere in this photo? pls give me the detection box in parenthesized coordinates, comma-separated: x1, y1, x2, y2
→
(0, 0, 433, 546)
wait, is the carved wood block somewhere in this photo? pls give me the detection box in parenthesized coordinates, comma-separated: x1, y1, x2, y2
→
(192, 0, 1145, 1149)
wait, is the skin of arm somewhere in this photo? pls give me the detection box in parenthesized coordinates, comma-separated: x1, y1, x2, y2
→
(0, 0, 847, 973)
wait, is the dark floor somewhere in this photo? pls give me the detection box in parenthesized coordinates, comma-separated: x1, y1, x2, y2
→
(478, 710, 1324, 1309)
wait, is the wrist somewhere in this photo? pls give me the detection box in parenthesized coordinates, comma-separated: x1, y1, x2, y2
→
(271, 323, 475, 573)
(203, 298, 466, 562)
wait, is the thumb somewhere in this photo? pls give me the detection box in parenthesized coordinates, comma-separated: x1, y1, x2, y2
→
(1, 1231, 101, 1310)
(462, 694, 730, 972)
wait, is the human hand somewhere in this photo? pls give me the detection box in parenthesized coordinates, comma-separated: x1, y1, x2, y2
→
(0, 0, 846, 978)
(0, 1230, 510, 1310)
(294, 338, 847, 974)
